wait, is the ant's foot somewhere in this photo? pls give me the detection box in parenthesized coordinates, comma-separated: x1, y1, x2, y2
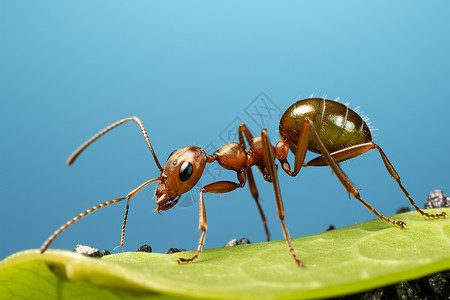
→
(395, 220, 406, 228)
(390, 219, 406, 228)
(424, 211, 447, 218)
(381, 215, 406, 228)
(177, 255, 198, 264)
(293, 257, 305, 268)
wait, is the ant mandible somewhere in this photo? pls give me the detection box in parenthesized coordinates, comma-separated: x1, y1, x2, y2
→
(40, 98, 446, 268)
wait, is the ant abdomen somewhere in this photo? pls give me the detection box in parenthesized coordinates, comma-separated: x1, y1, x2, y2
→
(279, 98, 372, 153)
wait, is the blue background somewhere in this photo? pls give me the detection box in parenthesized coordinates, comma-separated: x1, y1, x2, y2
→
(1, 1, 449, 260)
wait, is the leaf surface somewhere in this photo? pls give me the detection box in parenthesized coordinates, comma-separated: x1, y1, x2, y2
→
(1, 209, 449, 299)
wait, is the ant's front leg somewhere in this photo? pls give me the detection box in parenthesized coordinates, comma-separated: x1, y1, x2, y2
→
(178, 172, 246, 264)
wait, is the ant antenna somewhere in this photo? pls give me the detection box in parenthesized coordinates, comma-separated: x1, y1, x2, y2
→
(67, 117, 163, 171)
(40, 176, 161, 253)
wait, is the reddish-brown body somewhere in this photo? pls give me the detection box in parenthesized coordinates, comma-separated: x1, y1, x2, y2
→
(41, 98, 446, 268)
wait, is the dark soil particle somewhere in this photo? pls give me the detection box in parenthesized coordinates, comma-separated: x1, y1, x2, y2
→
(334, 271, 449, 300)
(166, 248, 185, 254)
(136, 244, 152, 253)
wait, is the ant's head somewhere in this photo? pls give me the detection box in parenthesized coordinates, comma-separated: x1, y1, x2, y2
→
(41, 118, 212, 254)
(154, 146, 207, 213)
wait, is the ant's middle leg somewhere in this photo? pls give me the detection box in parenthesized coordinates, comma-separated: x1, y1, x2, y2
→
(261, 128, 305, 268)
(275, 119, 310, 177)
(239, 123, 270, 241)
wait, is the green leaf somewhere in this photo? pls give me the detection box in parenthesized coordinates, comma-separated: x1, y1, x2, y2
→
(1, 208, 449, 300)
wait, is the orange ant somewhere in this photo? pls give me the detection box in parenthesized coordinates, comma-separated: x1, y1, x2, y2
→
(41, 98, 446, 267)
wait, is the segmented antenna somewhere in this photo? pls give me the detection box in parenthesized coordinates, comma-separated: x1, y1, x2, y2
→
(40, 196, 127, 253)
(40, 176, 161, 253)
(67, 117, 163, 171)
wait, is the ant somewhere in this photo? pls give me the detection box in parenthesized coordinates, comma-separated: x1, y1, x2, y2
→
(40, 98, 446, 267)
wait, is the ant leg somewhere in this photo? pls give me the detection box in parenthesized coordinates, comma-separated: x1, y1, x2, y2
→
(277, 119, 311, 177)
(40, 177, 160, 254)
(304, 142, 375, 167)
(306, 119, 405, 228)
(305, 142, 446, 219)
(238, 122, 254, 142)
(239, 123, 270, 241)
(246, 167, 270, 241)
(261, 129, 305, 268)
(373, 144, 446, 219)
(178, 174, 246, 264)
(178, 187, 207, 264)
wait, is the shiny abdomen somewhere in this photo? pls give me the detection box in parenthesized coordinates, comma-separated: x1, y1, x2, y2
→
(279, 98, 372, 154)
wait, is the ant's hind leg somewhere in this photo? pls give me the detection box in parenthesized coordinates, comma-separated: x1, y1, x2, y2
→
(306, 119, 406, 228)
(239, 123, 271, 241)
(373, 144, 446, 219)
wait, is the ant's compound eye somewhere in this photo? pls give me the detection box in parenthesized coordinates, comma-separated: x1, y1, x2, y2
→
(179, 161, 193, 181)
